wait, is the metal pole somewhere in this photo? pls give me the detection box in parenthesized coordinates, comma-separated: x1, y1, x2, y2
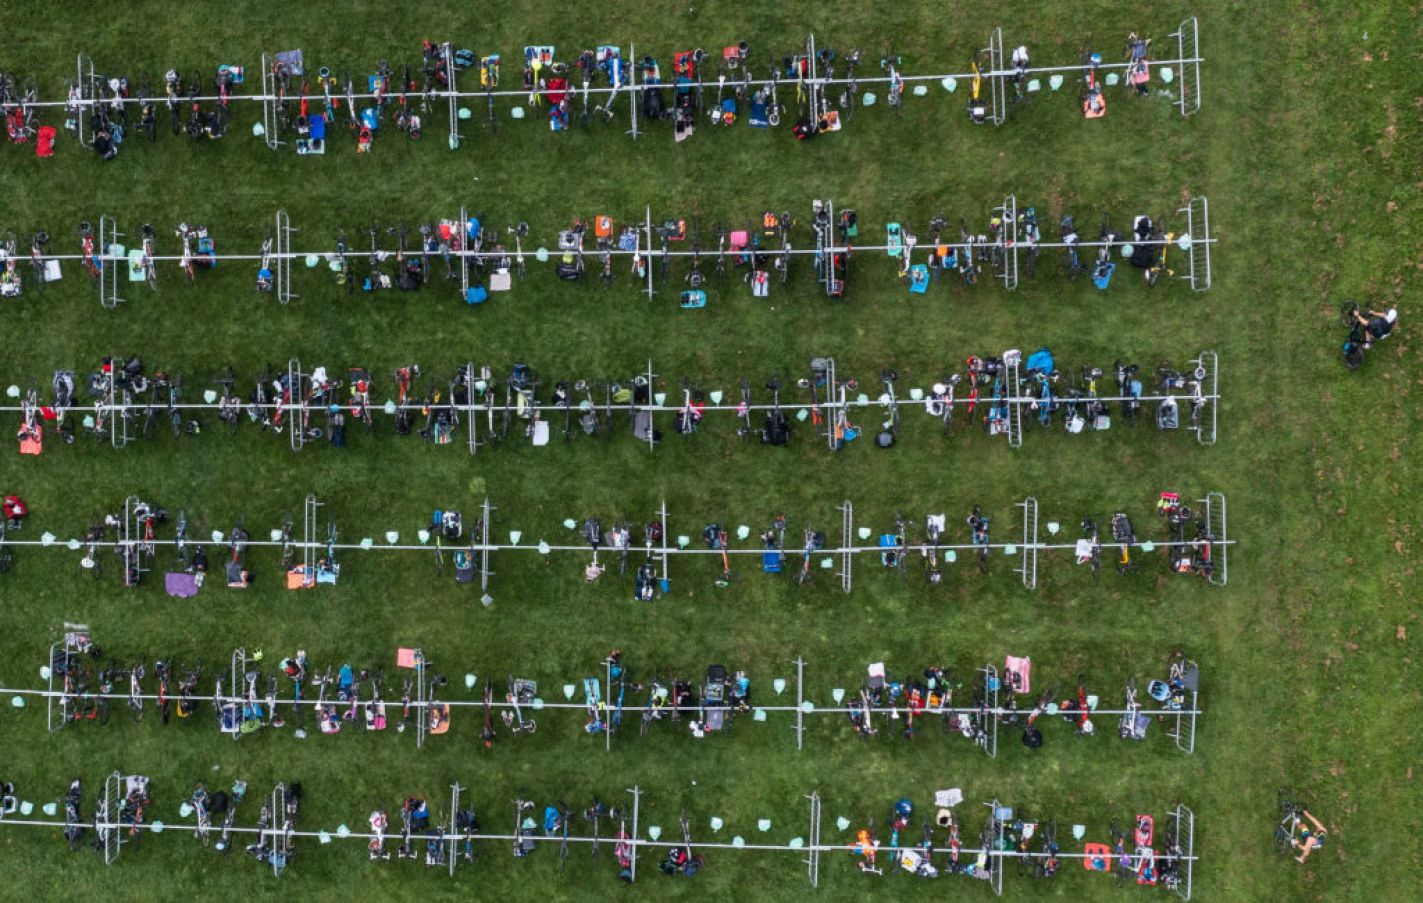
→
(605, 657, 612, 753)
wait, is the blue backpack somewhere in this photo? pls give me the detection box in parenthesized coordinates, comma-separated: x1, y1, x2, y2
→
(1026, 347, 1054, 374)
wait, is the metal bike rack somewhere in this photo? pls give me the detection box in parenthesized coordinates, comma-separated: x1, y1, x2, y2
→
(286, 359, 305, 451)
(803, 791, 823, 887)
(97, 770, 123, 864)
(105, 374, 131, 448)
(625, 786, 642, 882)
(1201, 491, 1228, 587)
(1192, 349, 1219, 446)
(46, 624, 92, 732)
(978, 662, 1000, 758)
(1177, 195, 1212, 291)
(302, 494, 322, 575)
(790, 657, 807, 750)
(228, 646, 251, 739)
(275, 209, 299, 304)
(1005, 354, 1024, 449)
(259, 54, 281, 150)
(414, 651, 429, 749)
(982, 27, 1007, 126)
(810, 357, 840, 451)
(1171, 16, 1203, 117)
(447, 783, 464, 876)
(985, 799, 1007, 895)
(1170, 804, 1196, 900)
(996, 194, 1018, 290)
(269, 782, 291, 876)
(479, 496, 496, 604)
(1016, 496, 1038, 590)
(808, 35, 831, 125)
(72, 54, 96, 148)
(44, 639, 61, 732)
(837, 500, 854, 593)
(655, 499, 671, 589)
(98, 215, 125, 309)
(456, 206, 471, 305)
(1170, 679, 1201, 756)
(444, 43, 461, 150)
(121, 495, 147, 587)
(625, 42, 640, 140)
(814, 198, 841, 299)
(640, 206, 655, 299)
(462, 359, 480, 455)
(639, 359, 658, 450)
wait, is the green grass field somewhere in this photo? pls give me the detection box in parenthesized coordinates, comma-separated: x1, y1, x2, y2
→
(0, 1, 1418, 899)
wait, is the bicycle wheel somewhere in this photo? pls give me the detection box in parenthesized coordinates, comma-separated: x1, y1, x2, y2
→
(130, 701, 144, 723)
(1273, 821, 1293, 855)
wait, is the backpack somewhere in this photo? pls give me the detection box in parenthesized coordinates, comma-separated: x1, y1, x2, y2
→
(1025, 347, 1054, 374)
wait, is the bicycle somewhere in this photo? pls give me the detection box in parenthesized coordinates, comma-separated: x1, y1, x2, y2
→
(164, 68, 182, 135)
(154, 659, 172, 724)
(137, 75, 156, 141)
(176, 223, 196, 286)
(24, 230, 48, 291)
(968, 506, 991, 573)
(139, 224, 158, 291)
(78, 221, 100, 281)
(1274, 791, 1306, 855)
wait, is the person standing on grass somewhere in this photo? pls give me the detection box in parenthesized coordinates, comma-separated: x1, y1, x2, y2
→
(1292, 810, 1328, 863)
